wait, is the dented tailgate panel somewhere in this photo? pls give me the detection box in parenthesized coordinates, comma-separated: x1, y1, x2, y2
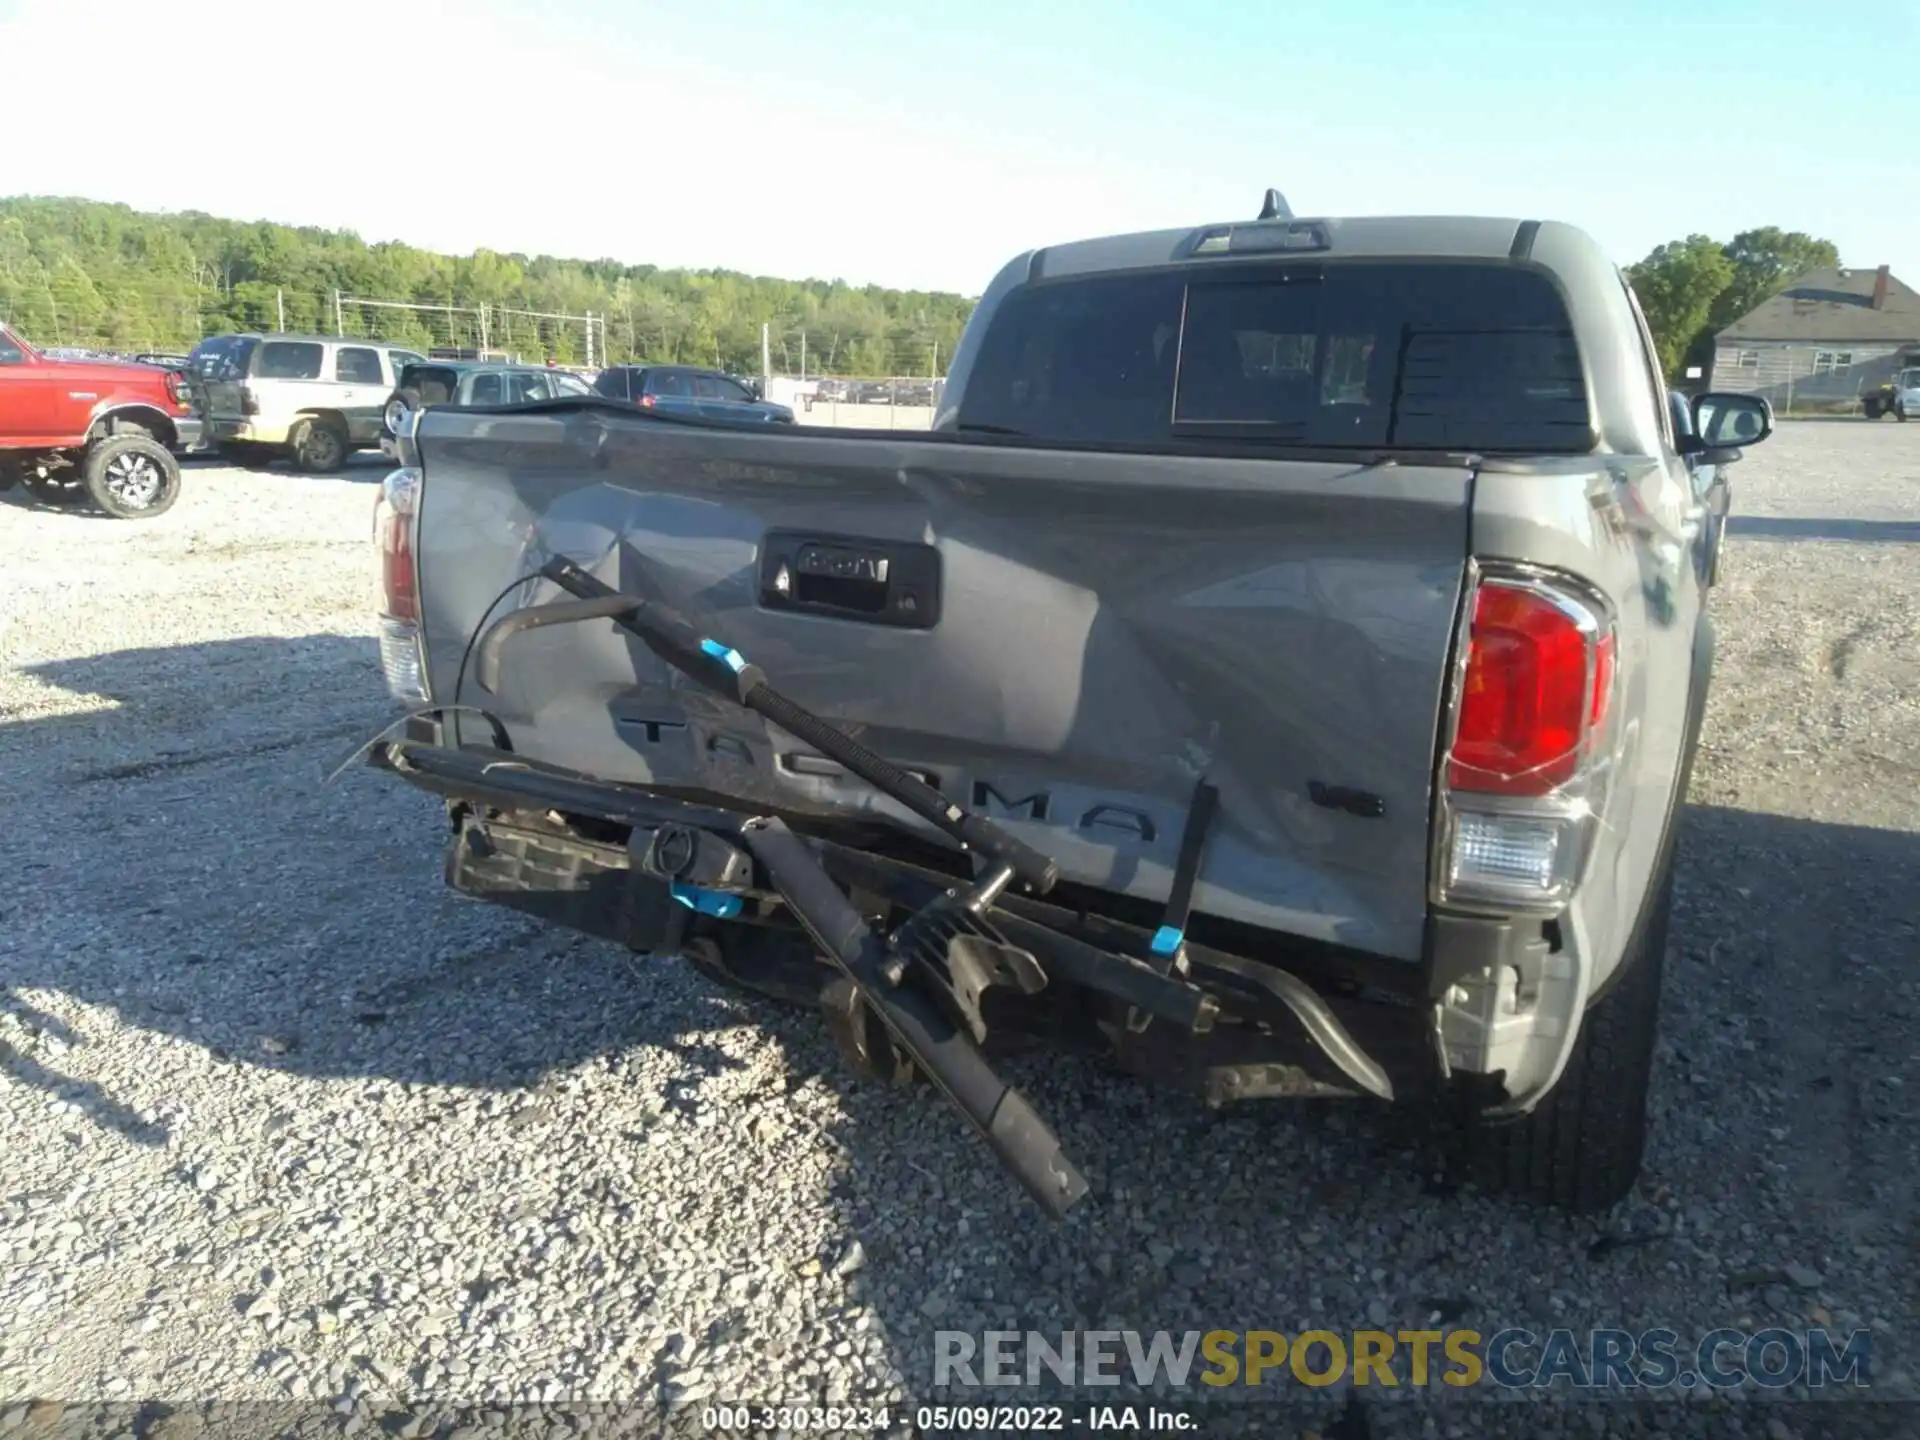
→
(414, 409, 1471, 962)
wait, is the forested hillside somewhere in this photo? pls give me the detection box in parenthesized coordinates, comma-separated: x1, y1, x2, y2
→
(0, 196, 974, 375)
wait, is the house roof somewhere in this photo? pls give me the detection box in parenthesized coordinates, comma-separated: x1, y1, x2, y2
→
(1717, 267, 1920, 343)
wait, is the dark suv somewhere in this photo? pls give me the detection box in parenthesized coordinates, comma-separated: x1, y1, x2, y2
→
(590, 365, 795, 425)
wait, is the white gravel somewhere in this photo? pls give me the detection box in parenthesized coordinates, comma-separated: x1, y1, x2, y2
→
(1, 431, 1916, 1439)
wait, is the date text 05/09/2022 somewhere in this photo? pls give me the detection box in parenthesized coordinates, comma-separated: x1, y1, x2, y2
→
(699, 1404, 1196, 1433)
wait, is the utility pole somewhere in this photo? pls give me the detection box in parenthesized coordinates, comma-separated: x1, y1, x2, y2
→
(333, 289, 344, 336)
(800, 331, 807, 382)
(276, 288, 285, 331)
(761, 322, 772, 385)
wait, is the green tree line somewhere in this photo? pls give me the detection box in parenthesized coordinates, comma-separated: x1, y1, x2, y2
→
(1625, 226, 1841, 381)
(0, 197, 1844, 385)
(0, 196, 975, 376)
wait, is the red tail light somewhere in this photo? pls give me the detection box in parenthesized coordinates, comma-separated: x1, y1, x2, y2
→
(639, 393, 655, 408)
(166, 370, 189, 405)
(1447, 578, 1611, 797)
(375, 470, 420, 624)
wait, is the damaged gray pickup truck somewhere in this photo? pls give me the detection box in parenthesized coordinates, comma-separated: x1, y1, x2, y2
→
(366, 196, 1773, 1217)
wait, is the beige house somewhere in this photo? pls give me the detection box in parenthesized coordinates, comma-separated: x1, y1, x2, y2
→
(1709, 265, 1920, 408)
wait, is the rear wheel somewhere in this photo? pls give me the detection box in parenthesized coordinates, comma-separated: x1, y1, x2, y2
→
(83, 434, 181, 519)
(289, 416, 349, 473)
(1452, 865, 1671, 1212)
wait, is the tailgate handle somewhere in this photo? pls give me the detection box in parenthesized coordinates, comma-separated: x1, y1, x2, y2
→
(791, 542, 891, 612)
(760, 530, 940, 630)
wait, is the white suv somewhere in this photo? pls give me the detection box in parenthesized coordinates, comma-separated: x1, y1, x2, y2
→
(197, 334, 428, 471)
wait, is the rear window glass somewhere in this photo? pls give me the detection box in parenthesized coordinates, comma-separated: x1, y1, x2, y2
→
(402, 365, 459, 404)
(191, 336, 255, 379)
(469, 372, 505, 405)
(592, 368, 630, 400)
(256, 341, 324, 380)
(956, 263, 1591, 453)
(506, 372, 550, 403)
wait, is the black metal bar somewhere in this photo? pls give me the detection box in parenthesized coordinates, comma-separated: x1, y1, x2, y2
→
(739, 818, 1089, 1219)
(530, 557, 1060, 894)
(378, 741, 1393, 1091)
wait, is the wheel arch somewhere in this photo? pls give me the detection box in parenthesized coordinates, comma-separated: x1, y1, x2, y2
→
(88, 403, 179, 449)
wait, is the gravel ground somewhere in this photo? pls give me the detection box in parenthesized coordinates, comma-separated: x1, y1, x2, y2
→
(1, 430, 1916, 1439)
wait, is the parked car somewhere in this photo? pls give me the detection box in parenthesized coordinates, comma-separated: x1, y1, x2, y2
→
(196, 333, 429, 471)
(380, 360, 594, 448)
(0, 321, 202, 517)
(1861, 364, 1920, 421)
(590, 364, 795, 424)
(364, 199, 1772, 1218)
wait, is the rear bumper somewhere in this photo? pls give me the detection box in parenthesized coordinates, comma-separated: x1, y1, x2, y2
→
(370, 736, 1439, 1105)
(173, 416, 208, 453)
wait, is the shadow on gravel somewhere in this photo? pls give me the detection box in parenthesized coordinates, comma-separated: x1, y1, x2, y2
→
(5, 634, 1918, 1431)
(1728, 515, 1920, 544)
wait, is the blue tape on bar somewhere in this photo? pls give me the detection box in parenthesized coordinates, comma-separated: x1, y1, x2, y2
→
(698, 638, 747, 673)
(670, 883, 743, 919)
(1149, 925, 1185, 958)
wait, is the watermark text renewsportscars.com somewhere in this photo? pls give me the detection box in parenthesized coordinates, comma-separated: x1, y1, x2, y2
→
(934, 1327, 1874, 1392)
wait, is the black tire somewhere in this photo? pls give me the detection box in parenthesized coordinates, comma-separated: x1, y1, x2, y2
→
(288, 415, 349, 473)
(383, 389, 421, 436)
(1898, 406, 1909, 423)
(1453, 867, 1671, 1212)
(82, 434, 181, 519)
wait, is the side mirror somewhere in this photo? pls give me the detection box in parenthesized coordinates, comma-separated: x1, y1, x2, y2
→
(1685, 392, 1772, 462)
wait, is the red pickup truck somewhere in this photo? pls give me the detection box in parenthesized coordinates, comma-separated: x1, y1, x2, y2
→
(0, 322, 203, 518)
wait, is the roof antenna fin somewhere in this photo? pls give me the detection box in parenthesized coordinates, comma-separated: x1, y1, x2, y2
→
(1257, 189, 1293, 222)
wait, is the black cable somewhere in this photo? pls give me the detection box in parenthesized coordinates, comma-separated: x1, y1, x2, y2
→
(448, 569, 554, 747)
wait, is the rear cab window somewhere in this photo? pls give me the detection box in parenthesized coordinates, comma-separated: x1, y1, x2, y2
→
(506, 371, 550, 403)
(592, 368, 631, 401)
(256, 341, 325, 380)
(956, 262, 1593, 453)
(402, 365, 460, 404)
(192, 336, 257, 379)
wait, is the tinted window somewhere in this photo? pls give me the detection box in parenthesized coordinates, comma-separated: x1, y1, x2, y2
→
(554, 372, 591, 396)
(336, 346, 384, 384)
(592, 368, 631, 401)
(404, 365, 460, 404)
(469, 372, 505, 405)
(696, 373, 754, 403)
(0, 330, 23, 364)
(256, 341, 324, 380)
(957, 263, 1592, 453)
(647, 370, 690, 398)
(192, 335, 256, 379)
(506, 372, 550, 403)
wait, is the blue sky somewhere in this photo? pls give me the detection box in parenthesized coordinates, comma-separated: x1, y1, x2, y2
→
(2, 0, 1915, 293)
